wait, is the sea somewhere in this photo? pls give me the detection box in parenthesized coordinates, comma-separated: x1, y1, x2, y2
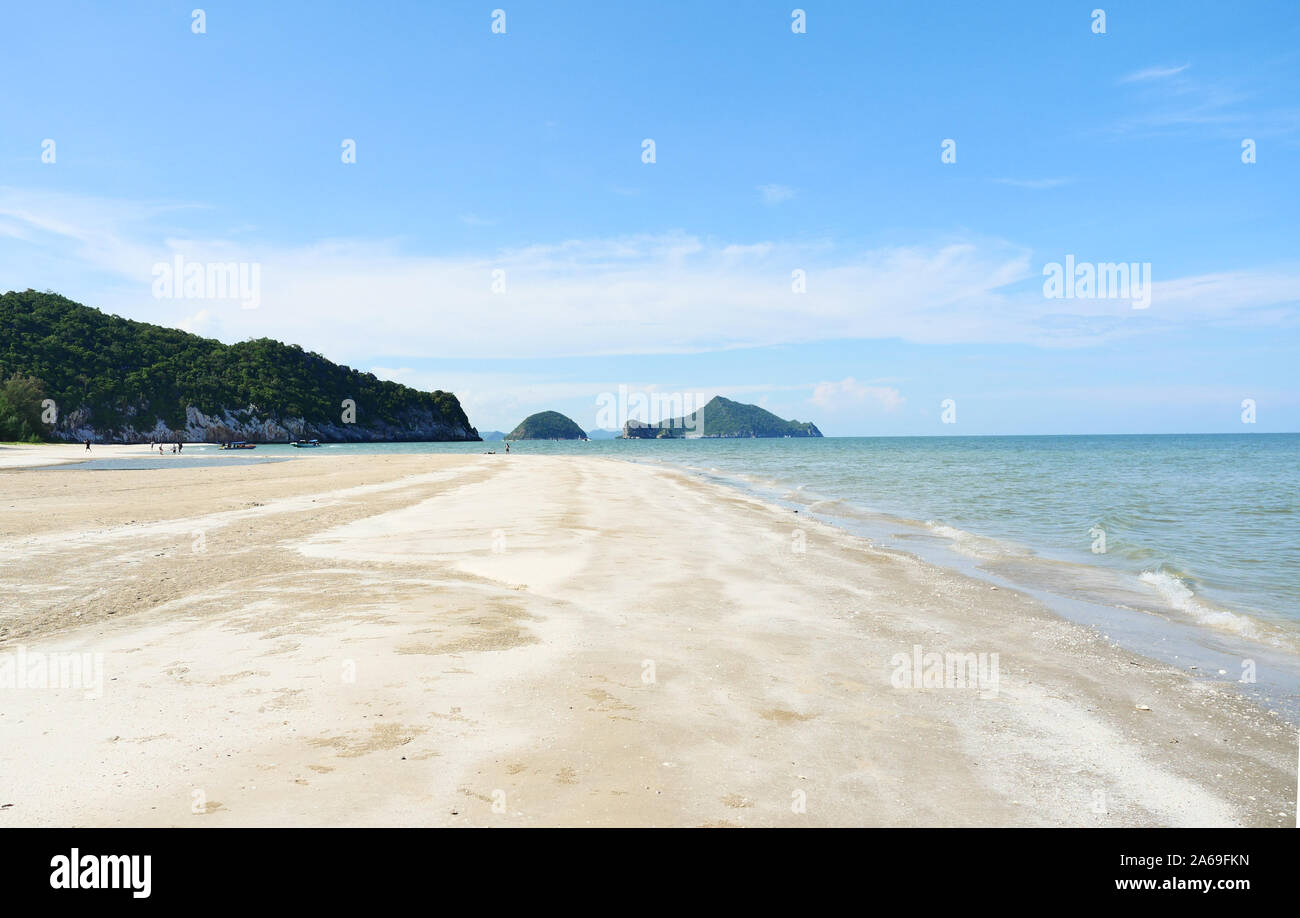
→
(55, 433, 1300, 720)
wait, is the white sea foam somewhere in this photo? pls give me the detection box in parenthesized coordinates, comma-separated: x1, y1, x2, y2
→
(924, 521, 1021, 561)
(1138, 570, 1266, 642)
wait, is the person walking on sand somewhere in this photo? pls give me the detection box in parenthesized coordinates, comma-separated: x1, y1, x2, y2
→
(84, 439, 91, 451)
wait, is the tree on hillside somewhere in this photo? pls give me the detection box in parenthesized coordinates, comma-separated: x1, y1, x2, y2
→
(0, 374, 48, 442)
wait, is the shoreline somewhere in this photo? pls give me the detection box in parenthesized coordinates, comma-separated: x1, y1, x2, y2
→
(7, 441, 1300, 725)
(639, 455, 1300, 726)
(0, 452, 1294, 826)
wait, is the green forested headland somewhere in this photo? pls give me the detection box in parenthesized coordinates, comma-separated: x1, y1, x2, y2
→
(0, 290, 478, 442)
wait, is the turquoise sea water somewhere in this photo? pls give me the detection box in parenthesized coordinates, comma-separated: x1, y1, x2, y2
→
(59, 433, 1300, 717)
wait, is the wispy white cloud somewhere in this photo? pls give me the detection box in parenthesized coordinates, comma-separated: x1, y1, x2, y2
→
(2, 188, 1297, 368)
(810, 377, 904, 412)
(757, 184, 795, 205)
(1118, 64, 1189, 84)
(176, 308, 219, 337)
(721, 242, 774, 258)
(992, 177, 1075, 190)
(1108, 66, 1299, 140)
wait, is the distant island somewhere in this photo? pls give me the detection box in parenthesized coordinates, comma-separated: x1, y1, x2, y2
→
(479, 430, 506, 441)
(506, 411, 587, 440)
(0, 290, 479, 443)
(623, 395, 821, 438)
(586, 428, 620, 440)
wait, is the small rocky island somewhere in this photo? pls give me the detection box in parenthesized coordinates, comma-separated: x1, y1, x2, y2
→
(506, 411, 588, 440)
(622, 395, 821, 438)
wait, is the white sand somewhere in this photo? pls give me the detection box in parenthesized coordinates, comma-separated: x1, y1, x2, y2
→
(0, 451, 1293, 826)
(0, 442, 203, 468)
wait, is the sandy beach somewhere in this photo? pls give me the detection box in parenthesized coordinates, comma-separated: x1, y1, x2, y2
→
(0, 448, 1293, 827)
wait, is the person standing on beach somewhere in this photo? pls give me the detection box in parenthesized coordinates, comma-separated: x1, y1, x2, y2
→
(505, 441, 510, 453)
(84, 439, 91, 451)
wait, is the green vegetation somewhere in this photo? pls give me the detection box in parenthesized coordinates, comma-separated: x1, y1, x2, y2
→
(0, 373, 47, 442)
(0, 290, 477, 440)
(623, 395, 822, 438)
(506, 411, 587, 440)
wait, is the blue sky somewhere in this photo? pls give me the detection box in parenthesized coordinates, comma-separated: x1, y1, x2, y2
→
(1, 1, 1297, 434)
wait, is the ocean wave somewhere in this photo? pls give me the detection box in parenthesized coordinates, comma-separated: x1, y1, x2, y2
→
(807, 497, 848, 511)
(1138, 570, 1272, 643)
(923, 520, 1029, 561)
